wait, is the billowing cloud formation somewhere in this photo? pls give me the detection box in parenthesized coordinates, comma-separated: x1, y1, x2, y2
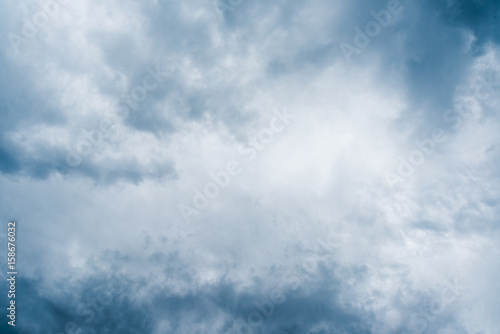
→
(0, 0, 499, 333)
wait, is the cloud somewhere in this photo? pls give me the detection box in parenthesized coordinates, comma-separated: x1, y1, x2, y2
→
(0, 0, 500, 333)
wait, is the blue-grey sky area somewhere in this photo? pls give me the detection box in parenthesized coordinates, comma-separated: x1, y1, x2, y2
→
(0, 0, 499, 333)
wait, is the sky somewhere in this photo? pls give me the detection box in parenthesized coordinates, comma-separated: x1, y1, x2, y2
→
(0, 0, 499, 333)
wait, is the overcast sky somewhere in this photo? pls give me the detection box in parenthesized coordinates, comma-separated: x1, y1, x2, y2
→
(1, 0, 500, 333)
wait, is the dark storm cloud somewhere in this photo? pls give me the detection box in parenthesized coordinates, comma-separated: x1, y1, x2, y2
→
(0, 53, 66, 177)
(441, 0, 500, 46)
(10, 250, 464, 334)
(7, 250, 377, 334)
(0, 38, 178, 183)
(373, 0, 499, 134)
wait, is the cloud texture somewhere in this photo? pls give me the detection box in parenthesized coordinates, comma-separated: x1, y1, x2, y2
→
(0, 0, 500, 333)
